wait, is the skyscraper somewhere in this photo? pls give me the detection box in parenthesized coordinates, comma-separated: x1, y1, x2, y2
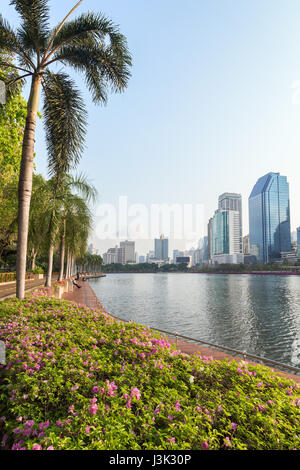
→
(218, 193, 243, 253)
(154, 235, 169, 260)
(297, 227, 300, 260)
(249, 173, 291, 263)
(211, 209, 243, 264)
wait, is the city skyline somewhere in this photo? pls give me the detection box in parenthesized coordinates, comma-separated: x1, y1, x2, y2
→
(97, 170, 298, 259)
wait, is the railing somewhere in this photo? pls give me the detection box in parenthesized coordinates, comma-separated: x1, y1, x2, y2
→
(0, 272, 35, 284)
(108, 312, 300, 377)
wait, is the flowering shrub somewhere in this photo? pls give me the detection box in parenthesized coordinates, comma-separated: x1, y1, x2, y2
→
(0, 293, 299, 450)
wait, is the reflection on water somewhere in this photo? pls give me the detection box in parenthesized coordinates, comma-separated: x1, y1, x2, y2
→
(89, 273, 300, 367)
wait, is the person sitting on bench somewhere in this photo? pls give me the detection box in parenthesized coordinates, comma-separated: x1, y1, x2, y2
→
(72, 279, 81, 289)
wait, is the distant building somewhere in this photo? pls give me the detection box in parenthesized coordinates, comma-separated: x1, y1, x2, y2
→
(280, 251, 298, 264)
(297, 227, 300, 260)
(102, 241, 135, 265)
(218, 193, 243, 253)
(207, 217, 213, 263)
(103, 246, 119, 264)
(146, 250, 155, 263)
(211, 209, 243, 265)
(138, 255, 145, 264)
(154, 235, 169, 260)
(175, 256, 192, 268)
(172, 250, 184, 264)
(249, 173, 291, 263)
(119, 240, 135, 264)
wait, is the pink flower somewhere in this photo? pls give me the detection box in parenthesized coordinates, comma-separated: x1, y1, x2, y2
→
(85, 426, 91, 434)
(32, 444, 42, 450)
(174, 401, 181, 411)
(231, 422, 238, 430)
(47, 446, 54, 450)
(92, 386, 99, 394)
(224, 437, 232, 447)
(88, 404, 98, 416)
(168, 437, 175, 444)
(201, 441, 209, 450)
(130, 387, 141, 400)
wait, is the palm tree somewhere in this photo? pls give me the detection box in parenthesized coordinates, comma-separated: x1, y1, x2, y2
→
(0, 0, 131, 298)
(44, 173, 97, 286)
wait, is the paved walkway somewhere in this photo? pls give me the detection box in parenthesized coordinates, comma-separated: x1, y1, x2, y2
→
(0, 278, 51, 300)
(62, 280, 300, 384)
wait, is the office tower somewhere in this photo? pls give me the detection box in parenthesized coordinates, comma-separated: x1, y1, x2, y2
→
(211, 209, 244, 264)
(297, 227, 300, 260)
(119, 240, 135, 264)
(154, 235, 169, 260)
(249, 173, 291, 263)
(218, 193, 243, 253)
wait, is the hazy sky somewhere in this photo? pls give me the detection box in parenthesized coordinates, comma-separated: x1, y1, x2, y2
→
(3, 0, 300, 255)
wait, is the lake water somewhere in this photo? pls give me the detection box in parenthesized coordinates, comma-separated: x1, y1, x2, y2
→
(89, 273, 300, 368)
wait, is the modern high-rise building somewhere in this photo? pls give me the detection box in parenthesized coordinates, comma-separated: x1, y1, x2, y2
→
(249, 173, 291, 263)
(119, 240, 136, 264)
(297, 227, 300, 260)
(154, 235, 169, 260)
(211, 209, 243, 264)
(218, 193, 243, 253)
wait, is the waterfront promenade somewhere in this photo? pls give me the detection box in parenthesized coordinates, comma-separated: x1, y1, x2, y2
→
(62, 280, 300, 384)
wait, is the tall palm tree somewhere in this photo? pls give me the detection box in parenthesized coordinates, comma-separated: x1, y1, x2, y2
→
(0, 0, 131, 298)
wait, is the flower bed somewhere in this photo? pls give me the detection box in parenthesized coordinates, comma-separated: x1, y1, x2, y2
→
(0, 293, 299, 451)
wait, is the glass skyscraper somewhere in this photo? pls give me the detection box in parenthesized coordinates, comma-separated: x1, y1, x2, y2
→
(249, 173, 291, 263)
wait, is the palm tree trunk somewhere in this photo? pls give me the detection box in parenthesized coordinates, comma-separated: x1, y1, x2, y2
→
(16, 74, 42, 299)
(31, 248, 37, 271)
(45, 244, 54, 287)
(58, 219, 66, 281)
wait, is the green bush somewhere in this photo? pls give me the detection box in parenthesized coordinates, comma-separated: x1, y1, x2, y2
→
(0, 293, 299, 450)
(31, 267, 44, 275)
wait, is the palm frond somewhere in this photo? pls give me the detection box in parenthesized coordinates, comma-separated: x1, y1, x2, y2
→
(50, 43, 131, 103)
(0, 14, 34, 70)
(10, 0, 50, 56)
(42, 71, 87, 177)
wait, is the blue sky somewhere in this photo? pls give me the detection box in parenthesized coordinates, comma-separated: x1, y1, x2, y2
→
(3, 0, 300, 255)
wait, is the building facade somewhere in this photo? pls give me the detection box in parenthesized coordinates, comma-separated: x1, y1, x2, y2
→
(297, 227, 300, 260)
(249, 173, 291, 263)
(154, 235, 169, 260)
(211, 209, 243, 265)
(218, 193, 243, 253)
(119, 241, 135, 264)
